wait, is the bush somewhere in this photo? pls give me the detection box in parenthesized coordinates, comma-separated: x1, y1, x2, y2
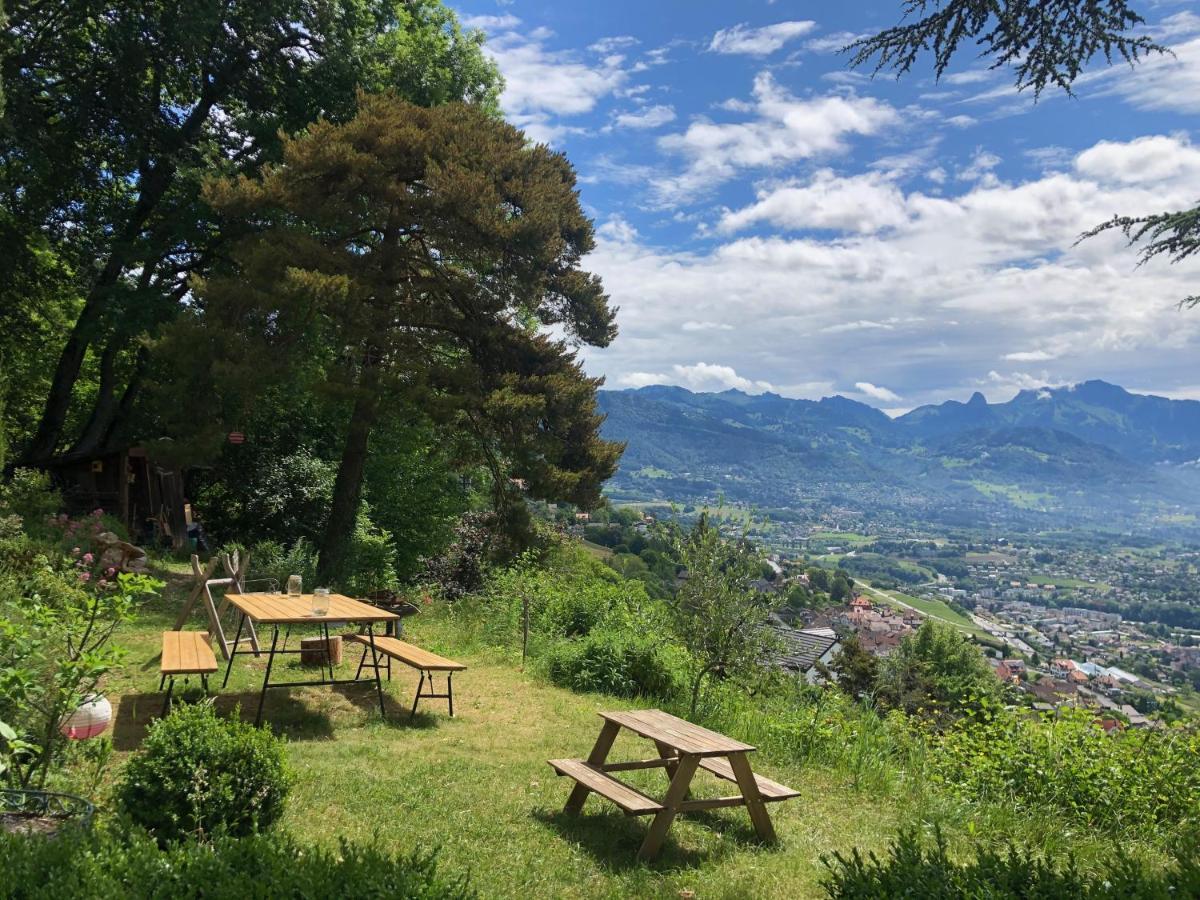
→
(0, 469, 61, 540)
(821, 827, 1200, 898)
(248, 537, 319, 592)
(115, 702, 290, 842)
(546, 628, 681, 699)
(0, 822, 474, 899)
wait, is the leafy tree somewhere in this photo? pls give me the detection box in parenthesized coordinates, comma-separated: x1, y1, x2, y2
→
(2, 0, 501, 461)
(828, 635, 880, 699)
(662, 514, 778, 716)
(847, 1, 1196, 304)
(876, 623, 1000, 720)
(188, 94, 620, 582)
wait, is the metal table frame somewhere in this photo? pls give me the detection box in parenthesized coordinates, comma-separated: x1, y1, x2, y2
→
(219, 593, 399, 727)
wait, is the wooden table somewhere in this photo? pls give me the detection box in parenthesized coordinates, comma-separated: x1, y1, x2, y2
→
(549, 709, 799, 860)
(220, 592, 399, 726)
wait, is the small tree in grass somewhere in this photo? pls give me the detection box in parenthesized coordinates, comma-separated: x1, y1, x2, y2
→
(662, 515, 778, 716)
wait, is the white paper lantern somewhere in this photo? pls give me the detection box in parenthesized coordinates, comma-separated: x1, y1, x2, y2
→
(60, 694, 112, 740)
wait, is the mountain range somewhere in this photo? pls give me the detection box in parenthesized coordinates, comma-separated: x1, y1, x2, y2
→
(597, 381, 1200, 531)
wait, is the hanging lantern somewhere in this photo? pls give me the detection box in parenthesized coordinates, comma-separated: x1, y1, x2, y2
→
(228, 431, 245, 445)
(60, 694, 112, 740)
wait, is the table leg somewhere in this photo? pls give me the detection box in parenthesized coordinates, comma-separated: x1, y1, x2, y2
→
(366, 623, 387, 720)
(322, 622, 335, 681)
(727, 751, 777, 844)
(221, 612, 246, 689)
(654, 740, 682, 786)
(564, 719, 621, 814)
(638, 753, 700, 861)
(253, 625, 280, 728)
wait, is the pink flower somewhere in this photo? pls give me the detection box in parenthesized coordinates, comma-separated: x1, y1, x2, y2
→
(106, 567, 116, 577)
(82, 552, 94, 564)
(92, 508, 104, 517)
(78, 572, 91, 583)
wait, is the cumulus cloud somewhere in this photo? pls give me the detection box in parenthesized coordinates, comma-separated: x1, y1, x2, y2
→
(717, 169, 909, 234)
(709, 21, 817, 56)
(583, 134, 1200, 410)
(460, 13, 521, 30)
(655, 72, 899, 199)
(620, 363, 774, 393)
(856, 382, 903, 402)
(613, 104, 676, 129)
(483, 28, 630, 143)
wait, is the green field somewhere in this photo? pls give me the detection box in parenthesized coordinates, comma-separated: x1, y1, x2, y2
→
(808, 530, 875, 545)
(581, 539, 614, 559)
(970, 481, 1053, 510)
(855, 582, 988, 640)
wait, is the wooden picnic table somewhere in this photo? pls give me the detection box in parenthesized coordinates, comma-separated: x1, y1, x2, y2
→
(549, 708, 799, 860)
(220, 592, 399, 726)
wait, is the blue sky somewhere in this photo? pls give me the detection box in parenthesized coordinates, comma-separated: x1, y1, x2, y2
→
(455, 2, 1200, 413)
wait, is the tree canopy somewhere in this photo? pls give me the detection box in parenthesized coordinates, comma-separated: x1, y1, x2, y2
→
(182, 94, 620, 580)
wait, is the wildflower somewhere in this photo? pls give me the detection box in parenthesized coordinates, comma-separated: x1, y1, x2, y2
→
(83, 552, 95, 564)
(78, 572, 91, 583)
(106, 567, 116, 577)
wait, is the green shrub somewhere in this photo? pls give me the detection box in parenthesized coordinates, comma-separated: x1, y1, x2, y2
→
(927, 706, 1200, 837)
(115, 702, 290, 842)
(546, 628, 681, 699)
(248, 537, 319, 591)
(821, 826, 1200, 898)
(0, 469, 61, 539)
(0, 822, 473, 899)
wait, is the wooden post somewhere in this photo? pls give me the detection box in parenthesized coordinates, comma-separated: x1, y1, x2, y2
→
(522, 594, 530, 665)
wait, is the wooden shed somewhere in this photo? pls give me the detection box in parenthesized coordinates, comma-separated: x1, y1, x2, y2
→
(40, 447, 189, 549)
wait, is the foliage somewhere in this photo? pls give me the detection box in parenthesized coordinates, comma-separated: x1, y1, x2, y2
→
(845, 0, 1164, 98)
(186, 91, 620, 581)
(546, 628, 682, 700)
(828, 635, 880, 700)
(874, 623, 1002, 722)
(0, 822, 473, 899)
(1083, 208, 1200, 308)
(659, 514, 779, 716)
(196, 447, 336, 548)
(422, 512, 503, 601)
(115, 701, 291, 843)
(0, 469, 61, 540)
(821, 826, 1200, 899)
(338, 507, 401, 596)
(3, 0, 502, 461)
(247, 537, 320, 593)
(926, 707, 1200, 836)
(0, 542, 158, 789)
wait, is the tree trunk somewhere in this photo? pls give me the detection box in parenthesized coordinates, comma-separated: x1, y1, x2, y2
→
(689, 663, 718, 718)
(70, 340, 121, 455)
(317, 388, 380, 585)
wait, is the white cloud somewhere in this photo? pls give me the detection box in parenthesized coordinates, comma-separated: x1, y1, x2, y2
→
(620, 363, 774, 393)
(717, 169, 909, 235)
(656, 72, 899, 199)
(583, 133, 1200, 409)
(709, 21, 817, 56)
(803, 31, 868, 53)
(856, 382, 903, 402)
(958, 149, 1001, 182)
(613, 104, 676, 130)
(483, 29, 630, 143)
(590, 35, 639, 54)
(460, 13, 520, 30)
(1074, 134, 1200, 185)
(1097, 37, 1200, 113)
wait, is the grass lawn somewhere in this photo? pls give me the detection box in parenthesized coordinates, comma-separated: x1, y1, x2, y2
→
(808, 531, 875, 546)
(853, 582, 988, 640)
(95, 570, 904, 899)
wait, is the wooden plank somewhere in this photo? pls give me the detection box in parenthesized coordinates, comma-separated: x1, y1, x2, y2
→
(728, 751, 777, 843)
(565, 719, 621, 814)
(678, 796, 750, 812)
(548, 759, 664, 816)
(698, 757, 800, 801)
(161, 632, 218, 675)
(344, 634, 465, 671)
(599, 758, 674, 773)
(231, 592, 401, 625)
(600, 709, 754, 756)
(637, 753, 700, 860)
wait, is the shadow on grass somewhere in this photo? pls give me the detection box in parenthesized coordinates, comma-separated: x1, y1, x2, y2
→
(532, 805, 767, 871)
(111, 689, 338, 749)
(329, 682, 440, 729)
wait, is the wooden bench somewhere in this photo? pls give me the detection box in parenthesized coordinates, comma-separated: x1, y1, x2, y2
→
(345, 634, 466, 717)
(159, 631, 218, 715)
(697, 756, 801, 802)
(547, 759, 664, 815)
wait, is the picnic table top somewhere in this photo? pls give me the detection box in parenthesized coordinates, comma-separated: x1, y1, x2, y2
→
(227, 592, 400, 625)
(599, 708, 756, 757)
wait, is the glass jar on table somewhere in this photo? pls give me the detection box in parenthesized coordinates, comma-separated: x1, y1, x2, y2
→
(311, 587, 330, 616)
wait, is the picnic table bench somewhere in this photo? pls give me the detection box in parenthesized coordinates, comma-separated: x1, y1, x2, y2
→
(345, 634, 466, 717)
(549, 708, 799, 860)
(159, 631, 218, 715)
